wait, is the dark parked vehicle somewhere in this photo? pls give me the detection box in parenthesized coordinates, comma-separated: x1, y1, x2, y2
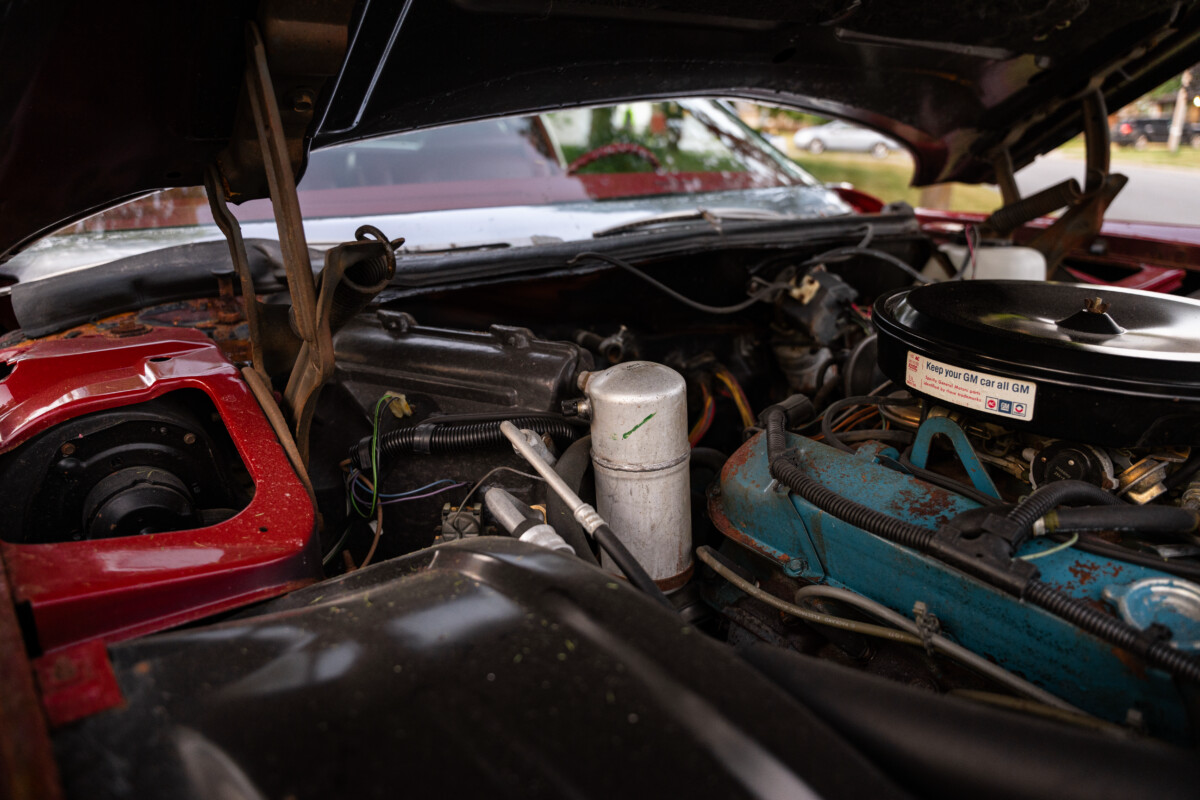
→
(4, 3, 1200, 800)
(1112, 116, 1200, 148)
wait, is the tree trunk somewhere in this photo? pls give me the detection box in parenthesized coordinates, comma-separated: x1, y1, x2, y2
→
(1167, 68, 1193, 153)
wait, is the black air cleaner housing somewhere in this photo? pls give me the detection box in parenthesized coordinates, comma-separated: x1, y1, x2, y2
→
(873, 281, 1200, 447)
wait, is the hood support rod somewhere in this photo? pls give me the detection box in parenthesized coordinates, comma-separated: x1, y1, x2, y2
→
(208, 21, 396, 467)
(240, 21, 331, 464)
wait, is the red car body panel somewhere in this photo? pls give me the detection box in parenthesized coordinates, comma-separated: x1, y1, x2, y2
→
(0, 327, 318, 655)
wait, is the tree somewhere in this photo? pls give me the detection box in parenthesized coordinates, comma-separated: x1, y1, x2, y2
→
(1167, 68, 1195, 153)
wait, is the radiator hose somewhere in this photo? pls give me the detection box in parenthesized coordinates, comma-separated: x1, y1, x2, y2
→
(760, 403, 1200, 684)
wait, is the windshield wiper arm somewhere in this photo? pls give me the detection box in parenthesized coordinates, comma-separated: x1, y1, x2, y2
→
(592, 207, 789, 238)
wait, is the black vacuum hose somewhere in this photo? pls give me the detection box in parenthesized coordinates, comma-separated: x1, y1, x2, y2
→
(1048, 506, 1199, 537)
(1006, 480, 1123, 540)
(352, 416, 581, 471)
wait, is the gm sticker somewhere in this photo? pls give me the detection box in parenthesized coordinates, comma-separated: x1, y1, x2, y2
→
(905, 352, 1035, 420)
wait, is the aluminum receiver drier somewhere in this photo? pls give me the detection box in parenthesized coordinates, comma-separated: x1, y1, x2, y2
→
(582, 362, 692, 591)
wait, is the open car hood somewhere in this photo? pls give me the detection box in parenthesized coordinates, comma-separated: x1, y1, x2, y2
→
(3, 0, 1200, 260)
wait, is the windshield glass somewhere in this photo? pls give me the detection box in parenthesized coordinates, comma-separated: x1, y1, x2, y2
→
(10, 100, 849, 280)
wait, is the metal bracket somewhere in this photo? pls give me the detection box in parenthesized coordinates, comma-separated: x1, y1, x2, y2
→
(285, 234, 395, 463)
(1029, 91, 1124, 272)
(1029, 174, 1127, 273)
(909, 416, 1002, 501)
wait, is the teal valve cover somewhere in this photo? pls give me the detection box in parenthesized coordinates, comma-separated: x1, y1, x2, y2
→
(709, 431, 1190, 741)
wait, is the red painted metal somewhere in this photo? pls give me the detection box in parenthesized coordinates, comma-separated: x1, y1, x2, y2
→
(1064, 264, 1185, 293)
(830, 185, 885, 214)
(0, 326, 318, 654)
(33, 640, 123, 728)
(0, 555, 63, 799)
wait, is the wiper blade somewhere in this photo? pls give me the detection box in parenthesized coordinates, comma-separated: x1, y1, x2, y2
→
(592, 207, 790, 238)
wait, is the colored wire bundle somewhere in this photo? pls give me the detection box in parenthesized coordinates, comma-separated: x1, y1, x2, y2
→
(714, 368, 755, 429)
(351, 394, 394, 518)
(348, 473, 466, 512)
(688, 382, 716, 447)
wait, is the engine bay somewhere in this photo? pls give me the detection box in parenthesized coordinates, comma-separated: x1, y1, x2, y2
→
(4, 210, 1200, 796)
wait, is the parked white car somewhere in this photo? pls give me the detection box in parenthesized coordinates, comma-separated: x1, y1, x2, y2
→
(793, 120, 903, 157)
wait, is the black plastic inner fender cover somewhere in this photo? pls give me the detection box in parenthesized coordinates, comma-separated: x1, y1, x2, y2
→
(873, 281, 1200, 447)
(53, 538, 910, 800)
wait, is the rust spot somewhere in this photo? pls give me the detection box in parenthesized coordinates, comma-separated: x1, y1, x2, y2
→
(1111, 646, 1147, 680)
(708, 494, 787, 566)
(706, 493, 736, 534)
(655, 563, 694, 592)
(808, 513, 826, 556)
(1068, 560, 1099, 586)
(133, 661, 152, 676)
(721, 433, 758, 478)
(891, 483, 960, 524)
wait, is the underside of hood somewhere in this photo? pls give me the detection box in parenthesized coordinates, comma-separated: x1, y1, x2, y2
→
(3, 0, 1200, 260)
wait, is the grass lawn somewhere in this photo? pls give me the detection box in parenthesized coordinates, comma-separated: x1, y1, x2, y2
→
(787, 149, 1002, 214)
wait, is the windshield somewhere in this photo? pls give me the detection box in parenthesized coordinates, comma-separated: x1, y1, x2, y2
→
(9, 100, 849, 280)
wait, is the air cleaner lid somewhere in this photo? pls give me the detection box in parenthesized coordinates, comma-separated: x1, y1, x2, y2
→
(873, 281, 1200, 447)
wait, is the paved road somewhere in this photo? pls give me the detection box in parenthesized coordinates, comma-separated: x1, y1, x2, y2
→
(1014, 153, 1200, 225)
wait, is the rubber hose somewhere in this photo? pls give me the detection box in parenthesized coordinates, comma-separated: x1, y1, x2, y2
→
(831, 430, 914, 447)
(594, 523, 673, 609)
(898, 452, 1002, 507)
(811, 370, 841, 410)
(820, 395, 919, 454)
(689, 447, 729, 477)
(1006, 480, 1123, 539)
(984, 179, 1081, 237)
(352, 416, 581, 470)
(1025, 580, 1200, 683)
(545, 435, 600, 565)
(1047, 506, 1199, 537)
(1163, 451, 1200, 490)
